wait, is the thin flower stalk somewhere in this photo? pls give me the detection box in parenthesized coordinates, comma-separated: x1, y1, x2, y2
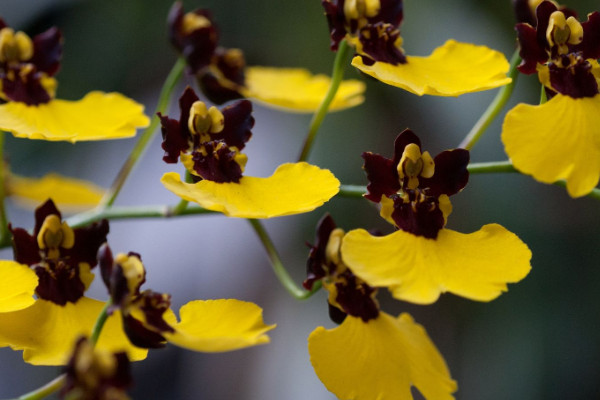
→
(298, 40, 352, 162)
(458, 51, 521, 150)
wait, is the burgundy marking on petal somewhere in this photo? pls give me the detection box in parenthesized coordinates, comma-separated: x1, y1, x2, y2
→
(421, 149, 470, 197)
(34, 261, 86, 305)
(1, 70, 52, 105)
(213, 47, 246, 86)
(548, 58, 599, 98)
(362, 152, 399, 202)
(390, 192, 445, 239)
(123, 314, 167, 349)
(304, 214, 337, 290)
(335, 272, 379, 322)
(136, 290, 175, 334)
(30, 27, 62, 76)
(214, 99, 253, 150)
(191, 143, 243, 183)
(357, 23, 406, 65)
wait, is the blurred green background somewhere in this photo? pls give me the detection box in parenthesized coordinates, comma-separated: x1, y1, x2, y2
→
(0, 0, 599, 399)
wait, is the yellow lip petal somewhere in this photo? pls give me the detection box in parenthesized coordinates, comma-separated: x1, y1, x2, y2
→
(242, 66, 365, 112)
(352, 39, 511, 96)
(164, 299, 275, 352)
(0, 91, 150, 142)
(502, 94, 600, 197)
(0, 297, 147, 365)
(308, 312, 457, 400)
(161, 162, 340, 218)
(0, 260, 38, 313)
(341, 224, 532, 304)
(7, 173, 104, 211)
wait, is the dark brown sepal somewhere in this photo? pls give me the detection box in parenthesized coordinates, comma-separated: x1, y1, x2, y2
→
(304, 214, 337, 290)
(30, 27, 62, 76)
(97, 243, 114, 294)
(64, 219, 109, 268)
(322, 0, 348, 51)
(420, 149, 469, 197)
(10, 224, 41, 266)
(191, 144, 243, 183)
(34, 261, 86, 305)
(213, 99, 253, 150)
(574, 11, 600, 60)
(160, 86, 199, 163)
(548, 57, 599, 98)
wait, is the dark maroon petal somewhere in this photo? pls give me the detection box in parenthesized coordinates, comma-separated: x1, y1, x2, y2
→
(33, 199, 61, 235)
(374, 0, 404, 28)
(213, 47, 246, 86)
(322, 0, 347, 51)
(197, 70, 244, 105)
(213, 99, 253, 149)
(178, 86, 200, 130)
(97, 243, 114, 294)
(390, 193, 445, 239)
(137, 290, 174, 334)
(357, 23, 406, 66)
(30, 27, 62, 76)
(122, 314, 167, 349)
(191, 144, 243, 183)
(391, 129, 421, 166)
(548, 59, 599, 98)
(34, 262, 85, 305)
(334, 273, 379, 322)
(421, 149, 470, 197)
(513, 0, 535, 24)
(328, 302, 347, 324)
(158, 113, 186, 163)
(304, 214, 337, 290)
(1, 70, 52, 105)
(10, 225, 41, 266)
(64, 219, 109, 268)
(576, 11, 600, 60)
(362, 152, 399, 202)
(516, 23, 548, 74)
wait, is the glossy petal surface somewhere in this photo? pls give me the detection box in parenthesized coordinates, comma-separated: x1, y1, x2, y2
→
(0, 261, 38, 312)
(161, 162, 340, 218)
(502, 94, 600, 197)
(243, 67, 365, 112)
(8, 173, 104, 210)
(165, 299, 275, 352)
(308, 313, 457, 400)
(0, 91, 149, 142)
(0, 297, 147, 365)
(352, 40, 511, 96)
(341, 224, 531, 304)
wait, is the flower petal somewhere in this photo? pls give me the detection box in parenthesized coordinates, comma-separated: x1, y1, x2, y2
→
(352, 40, 511, 96)
(242, 67, 365, 112)
(341, 224, 531, 304)
(308, 312, 457, 400)
(501, 94, 600, 197)
(0, 260, 38, 313)
(0, 91, 150, 142)
(161, 162, 340, 218)
(0, 298, 147, 365)
(7, 173, 104, 210)
(164, 299, 275, 352)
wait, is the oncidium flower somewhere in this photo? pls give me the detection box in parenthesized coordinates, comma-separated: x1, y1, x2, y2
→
(98, 244, 275, 352)
(159, 87, 340, 218)
(341, 130, 532, 304)
(322, 0, 512, 96)
(61, 337, 132, 400)
(305, 214, 457, 400)
(0, 18, 149, 142)
(502, 0, 600, 197)
(167, 2, 365, 111)
(0, 200, 147, 365)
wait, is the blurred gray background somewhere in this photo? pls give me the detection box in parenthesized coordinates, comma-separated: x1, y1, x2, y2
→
(0, 0, 599, 399)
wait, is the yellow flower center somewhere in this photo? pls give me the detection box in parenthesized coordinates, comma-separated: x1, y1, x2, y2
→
(344, 0, 381, 22)
(546, 11, 583, 55)
(325, 227, 345, 267)
(115, 253, 145, 297)
(182, 12, 211, 35)
(397, 143, 435, 190)
(0, 27, 33, 63)
(36, 214, 75, 260)
(188, 100, 225, 137)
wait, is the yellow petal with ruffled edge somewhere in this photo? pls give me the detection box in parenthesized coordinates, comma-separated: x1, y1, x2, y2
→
(242, 67, 365, 112)
(8, 173, 104, 210)
(341, 224, 531, 305)
(164, 299, 275, 352)
(502, 94, 600, 197)
(351, 40, 511, 96)
(0, 91, 150, 142)
(0, 297, 147, 365)
(309, 312, 457, 400)
(161, 162, 339, 218)
(0, 261, 38, 313)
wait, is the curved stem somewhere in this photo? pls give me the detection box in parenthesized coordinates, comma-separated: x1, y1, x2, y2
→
(90, 299, 112, 345)
(100, 57, 186, 207)
(298, 40, 351, 162)
(248, 219, 320, 300)
(458, 50, 521, 150)
(0, 133, 11, 247)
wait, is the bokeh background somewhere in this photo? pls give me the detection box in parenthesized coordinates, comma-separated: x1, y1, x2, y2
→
(0, 0, 599, 399)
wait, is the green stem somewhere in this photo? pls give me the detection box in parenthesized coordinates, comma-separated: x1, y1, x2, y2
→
(298, 40, 351, 162)
(100, 57, 186, 207)
(247, 219, 320, 300)
(540, 84, 548, 104)
(11, 300, 113, 400)
(458, 50, 521, 150)
(65, 204, 216, 229)
(0, 133, 11, 247)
